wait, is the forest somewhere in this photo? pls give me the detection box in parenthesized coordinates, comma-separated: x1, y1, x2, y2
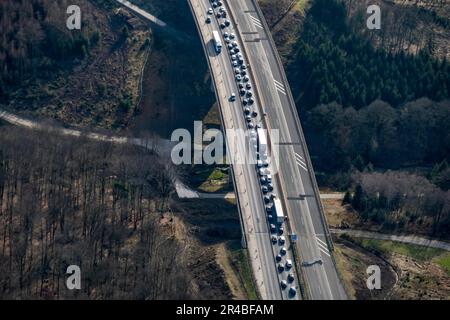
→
(305, 98, 450, 172)
(0, 124, 193, 299)
(287, 0, 450, 110)
(0, 0, 100, 103)
(344, 170, 450, 238)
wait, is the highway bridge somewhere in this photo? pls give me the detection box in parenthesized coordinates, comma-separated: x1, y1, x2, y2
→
(188, 0, 347, 300)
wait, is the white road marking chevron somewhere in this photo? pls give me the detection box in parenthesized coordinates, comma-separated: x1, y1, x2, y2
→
(249, 15, 263, 29)
(295, 153, 308, 172)
(273, 78, 286, 95)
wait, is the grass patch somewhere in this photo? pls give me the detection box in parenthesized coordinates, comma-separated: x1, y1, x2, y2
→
(228, 242, 259, 300)
(435, 253, 450, 276)
(356, 238, 446, 262)
(209, 169, 227, 180)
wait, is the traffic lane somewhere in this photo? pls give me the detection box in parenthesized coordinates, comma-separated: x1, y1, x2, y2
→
(228, 0, 334, 299)
(192, 0, 275, 299)
(221, 1, 301, 299)
(216, 0, 300, 299)
(198, 0, 283, 299)
(229, 0, 343, 299)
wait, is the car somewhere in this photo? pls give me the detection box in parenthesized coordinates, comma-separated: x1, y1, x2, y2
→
(262, 159, 269, 167)
(224, 19, 231, 26)
(217, 0, 223, 6)
(243, 76, 250, 82)
(279, 226, 284, 235)
(242, 98, 249, 106)
(223, 31, 229, 38)
(271, 235, 278, 244)
(229, 33, 236, 39)
(279, 235, 286, 245)
(267, 183, 274, 191)
(221, 12, 227, 18)
(219, 7, 225, 13)
(212, 2, 218, 8)
(246, 83, 252, 89)
(243, 107, 250, 115)
(260, 176, 267, 184)
(251, 111, 258, 118)
(240, 89, 246, 96)
(266, 174, 272, 183)
(238, 83, 244, 89)
(232, 61, 238, 67)
(280, 247, 287, 255)
(247, 122, 254, 129)
(270, 224, 276, 233)
(285, 259, 293, 269)
(287, 273, 295, 283)
(220, 23, 226, 29)
(248, 98, 254, 105)
(289, 287, 297, 297)
(228, 43, 233, 50)
(234, 68, 240, 74)
(265, 204, 273, 212)
(245, 115, 252, 122)
(280, 280, 288, 290)
(241, 64, 247, 70)
(229, 93, 236, 101)
(235, 74, 242, 81)
(267, 214, 273, 221)
(205, 17, 211, 24)
(262, 185, 269, 194)
(256, 160, 263, 168)
(232, 41, 238, 47)
(263, 195, 272, 203)
(275, 254, 282, 262)
(234, 47, 240, 53)
(216, 13, 222, 19)
(277, 263, 285, 272)
(246, 90, 252, 97)
(231, 54, 237, 61)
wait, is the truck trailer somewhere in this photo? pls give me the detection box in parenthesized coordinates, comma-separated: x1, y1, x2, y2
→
(257, 128, 267, 158)
(273, 198, 285, 224)
(212, 30, 222, 53)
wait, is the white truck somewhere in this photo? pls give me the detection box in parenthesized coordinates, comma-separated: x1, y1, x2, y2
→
(273, 198, 285, 224)
(212, 30, 222, 53)
(257, 128, 267, 158)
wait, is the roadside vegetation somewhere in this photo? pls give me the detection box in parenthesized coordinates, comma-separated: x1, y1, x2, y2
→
(334, 235, 450, 299)
(0, 125, 196, 299)
(1, 0, 151, 128)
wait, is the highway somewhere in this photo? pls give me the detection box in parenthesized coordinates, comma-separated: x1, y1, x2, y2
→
(188, 0, 300, 300)
(225, 0, 347, 299)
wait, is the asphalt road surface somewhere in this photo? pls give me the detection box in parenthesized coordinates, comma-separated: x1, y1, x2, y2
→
(189, 0, 301, 300)
(225, 0, 347, 300)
